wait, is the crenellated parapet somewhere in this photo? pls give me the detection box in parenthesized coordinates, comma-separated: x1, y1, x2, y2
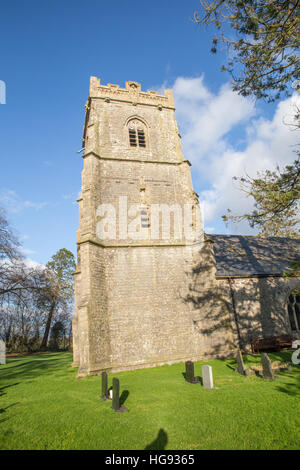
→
(88, 76, 174, 109)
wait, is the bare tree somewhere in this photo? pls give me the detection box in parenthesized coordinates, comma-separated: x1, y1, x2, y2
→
(39, 249, 75, 348)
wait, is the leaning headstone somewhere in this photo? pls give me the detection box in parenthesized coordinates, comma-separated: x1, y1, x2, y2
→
(202, 365, 214, 389)
(261, 353, 275, 380)
(111, 378, 128, 413)
(0, 340, 5, 365)
(236, 350, 246, 375)
(185, 361, 200, 384)
(101, 372, 108, 400)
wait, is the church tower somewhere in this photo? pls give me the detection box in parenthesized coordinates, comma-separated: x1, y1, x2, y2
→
(72, 77, 235, 377)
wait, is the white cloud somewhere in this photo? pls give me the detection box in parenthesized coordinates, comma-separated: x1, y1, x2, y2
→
(21, 248, 37, 256)
(174, 77, 255, 162)
(0, 189, 47, 213)
(171, 76, 300, 234)
(204, 226, 216, 234)
(23, 258, 45, 270)
(0, 257, 45, 270)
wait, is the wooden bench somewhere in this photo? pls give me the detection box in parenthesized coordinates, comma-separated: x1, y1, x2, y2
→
(251, 335, 293, 354)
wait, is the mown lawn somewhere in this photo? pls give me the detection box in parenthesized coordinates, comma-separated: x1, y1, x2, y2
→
(0, 351, 299, 450)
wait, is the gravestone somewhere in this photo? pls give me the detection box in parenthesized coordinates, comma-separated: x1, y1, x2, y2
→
(0, 340, 5, 365)
(101, 372, 108, 400)
(261, 353, 275, 380)
(236, 350, 246, 375)
(202, 365, 214, 389)
(185, 361, 200, 384)
(111, 378, 128, 413)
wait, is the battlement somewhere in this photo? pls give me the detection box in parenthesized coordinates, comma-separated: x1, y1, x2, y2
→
(89, 76, 174, 109)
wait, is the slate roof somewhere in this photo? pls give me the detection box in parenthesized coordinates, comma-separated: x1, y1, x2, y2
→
(208, 234, 300, 277)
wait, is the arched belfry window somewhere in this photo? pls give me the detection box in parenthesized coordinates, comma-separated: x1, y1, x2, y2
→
(127, 119, 147, 148)
(287, 293, 300, 331)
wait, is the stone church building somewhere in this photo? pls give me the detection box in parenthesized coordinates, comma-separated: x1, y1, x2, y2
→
(72, 77, 300, 377)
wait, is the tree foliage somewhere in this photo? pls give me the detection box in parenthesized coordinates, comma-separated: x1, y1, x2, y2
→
(0, 208, 42, 304)
(0, 261, 43, 305)
(195, 0, 300, 244)
(222, 156, 300, 237)
(0, 207, 21, 261)
(194, 0, 300, 102)
(0, 207, 75, 350)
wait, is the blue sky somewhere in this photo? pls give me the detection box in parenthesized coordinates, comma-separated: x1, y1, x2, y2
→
(0, 0, 299, 266)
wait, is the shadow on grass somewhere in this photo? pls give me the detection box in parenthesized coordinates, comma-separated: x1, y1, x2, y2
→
(223, 351, 300, 394)
(0, 402, 19, 424)
(120, 390, 129, 406)
(0, 353, 73, 382)
(225, 351, 295, 368)
(0, 383, 20, 398)
(275, 367, 300, 396)
(145, 428, 168, 450)
(181, 372, 201, 384)
(0, 402, 19, 414)
(0, 417, 9, 424)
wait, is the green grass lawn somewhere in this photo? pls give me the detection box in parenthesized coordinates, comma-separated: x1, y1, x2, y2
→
(0, 351, 299, 450)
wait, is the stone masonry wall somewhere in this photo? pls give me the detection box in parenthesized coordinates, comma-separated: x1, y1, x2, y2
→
(74, 238, 237, 376)
(217, 276, 300, 352)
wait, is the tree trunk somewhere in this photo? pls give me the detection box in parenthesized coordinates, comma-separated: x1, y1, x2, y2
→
(41, 301, 56, 348)
(5, 322, 12, 344)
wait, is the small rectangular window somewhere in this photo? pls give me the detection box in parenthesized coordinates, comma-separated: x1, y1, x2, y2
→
(140, 206, 150, 228)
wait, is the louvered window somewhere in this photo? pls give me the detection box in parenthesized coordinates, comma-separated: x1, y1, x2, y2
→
(129, 129, 137, 147)
(140, 207, 150, 228)
(137, 129, 146, 147)
(128, 119, 147, 148)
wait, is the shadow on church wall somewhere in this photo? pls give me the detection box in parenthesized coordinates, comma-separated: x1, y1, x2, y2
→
(182, 240, 237, 356)
(183, 238, 299, 354)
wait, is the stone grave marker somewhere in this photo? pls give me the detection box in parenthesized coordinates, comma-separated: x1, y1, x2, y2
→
(236, 349, 246, 375)
(111, 378, 128, 413)
(185, 361, 200, 384)
(0, 340, 5, 365)
(261, 353, 275, 380)
(101, 371, 108, 400)
(202, 365, 214, 389)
